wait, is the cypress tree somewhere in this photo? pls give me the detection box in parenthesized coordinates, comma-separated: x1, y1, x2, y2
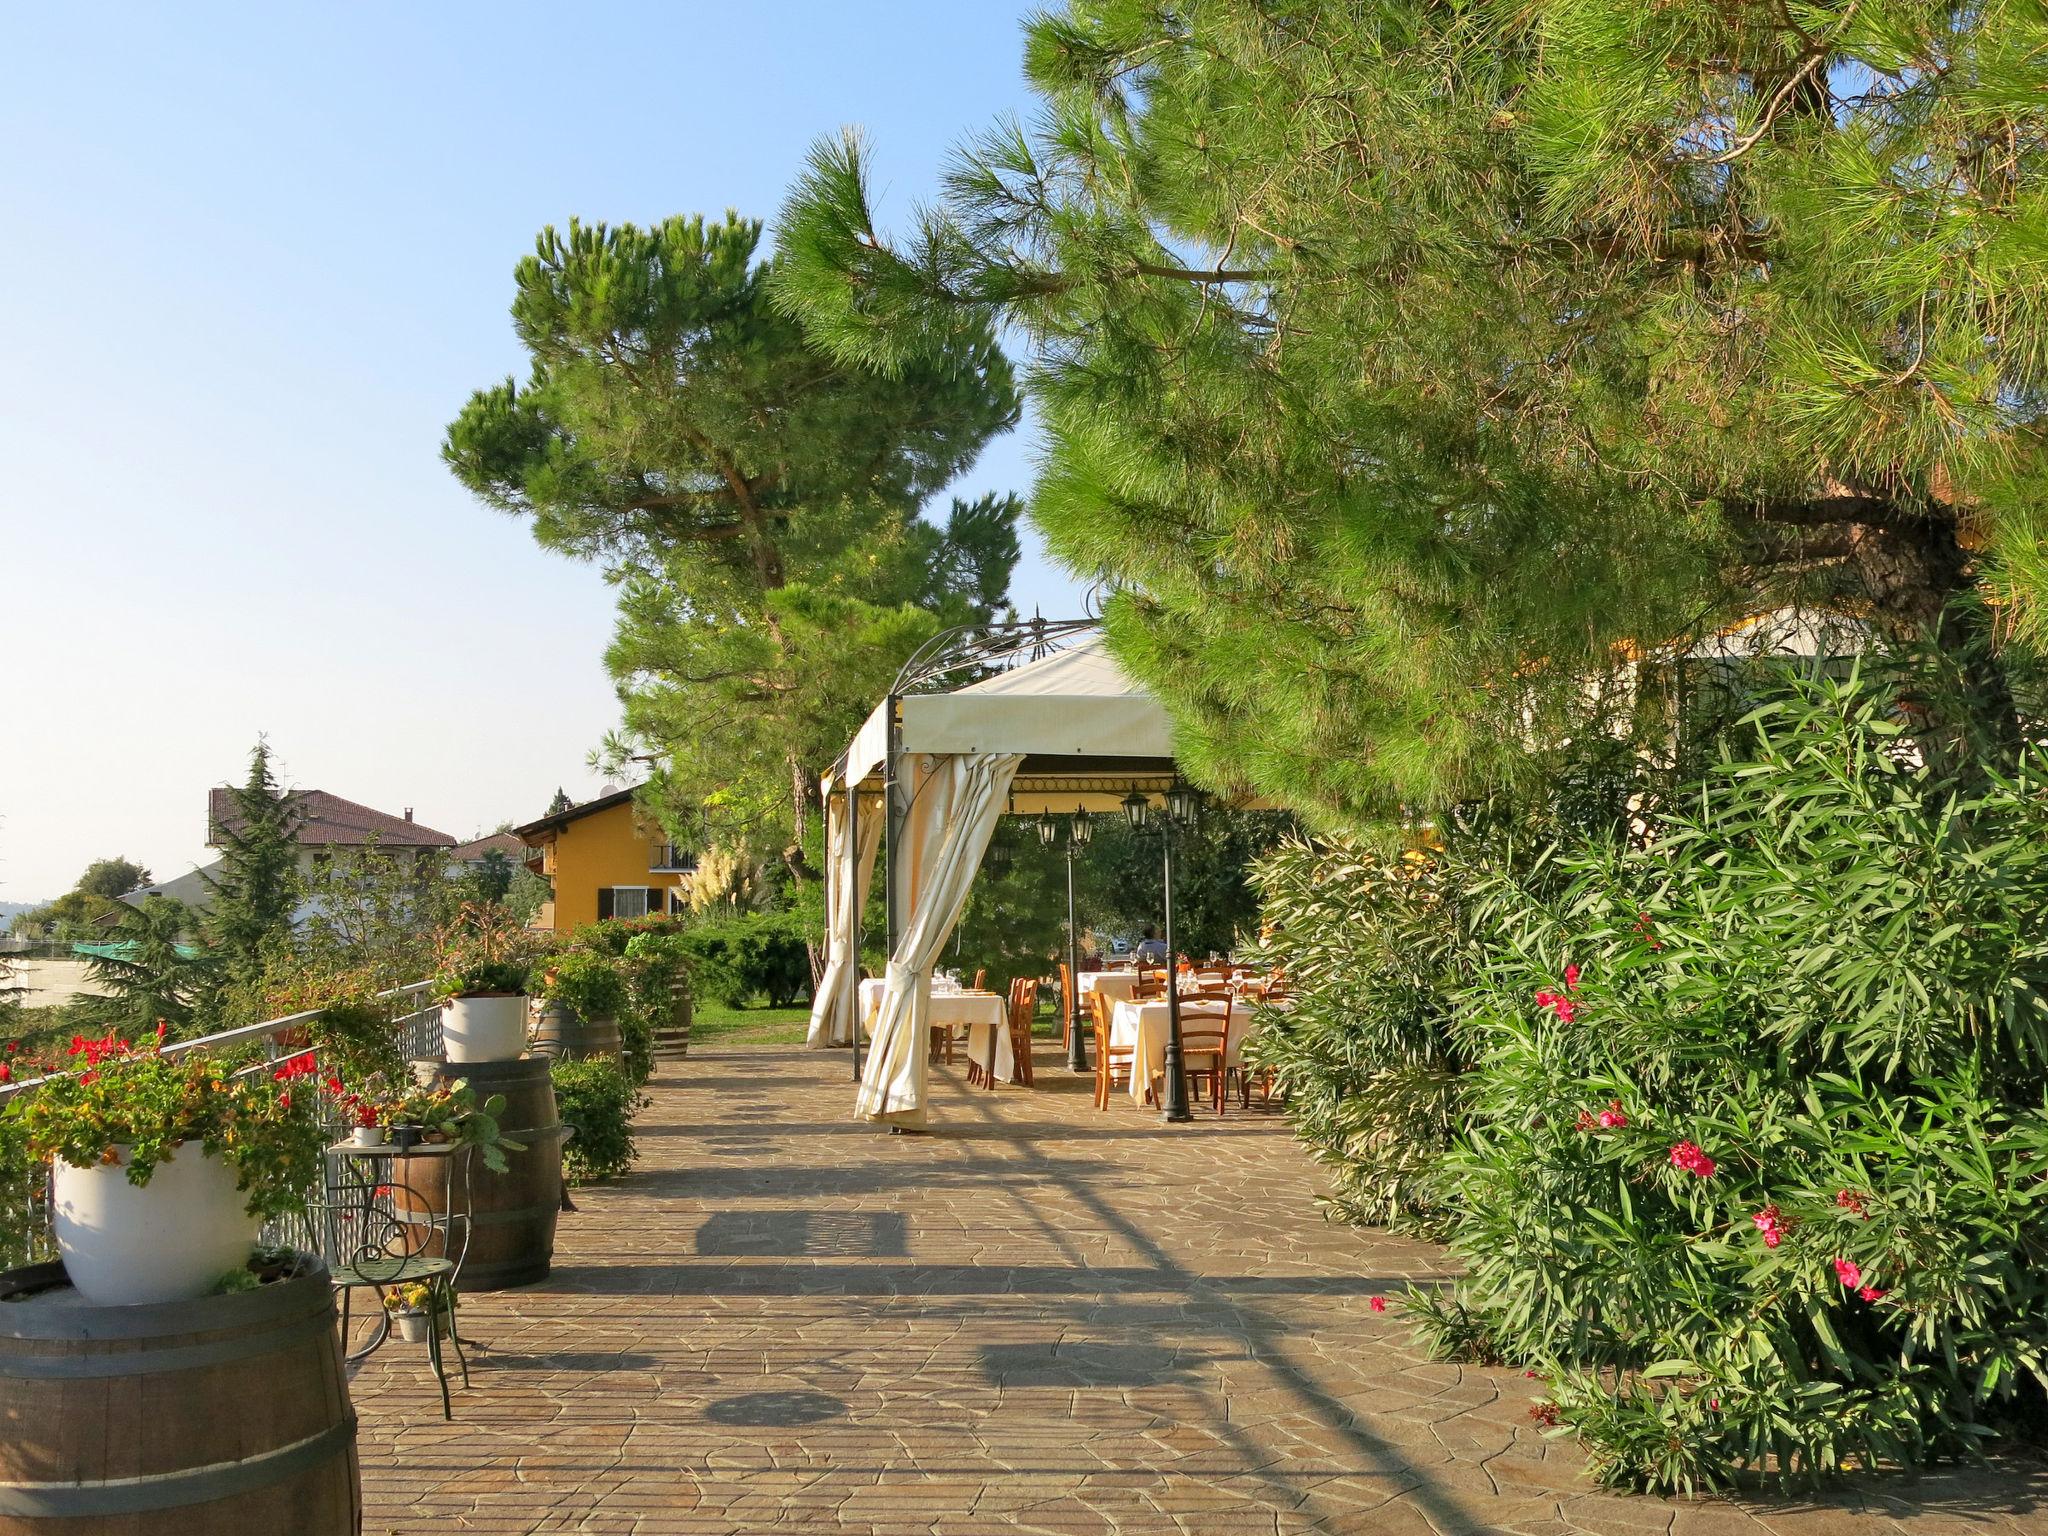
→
(777, 1, 2048, 821)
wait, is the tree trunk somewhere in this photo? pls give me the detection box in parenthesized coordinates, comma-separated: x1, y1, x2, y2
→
(1845, 511, 2020, 770)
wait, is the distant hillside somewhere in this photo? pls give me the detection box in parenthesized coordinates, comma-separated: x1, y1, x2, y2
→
(0, 901, 44, 926)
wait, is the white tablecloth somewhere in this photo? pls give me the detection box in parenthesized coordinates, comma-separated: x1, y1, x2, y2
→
(1077, 971, 1140, 1004)
(858, 978, 1015, 1081)
(1108, 999, 1253, 1105)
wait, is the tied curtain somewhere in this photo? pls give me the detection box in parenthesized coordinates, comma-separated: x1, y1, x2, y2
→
(855, 751, 1024, 1128)
(805, 784, 882, 1050)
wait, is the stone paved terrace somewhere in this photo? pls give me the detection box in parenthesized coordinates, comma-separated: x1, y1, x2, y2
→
(351, 1045, 2048, 1535)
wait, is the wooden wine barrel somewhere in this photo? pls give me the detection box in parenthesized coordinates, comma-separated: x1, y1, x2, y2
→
(529, 1000, 622, 1062)
(396, 1056, 564, 1291)
(651, 972, 692, 1060)
(0, 1255, 359, 1536)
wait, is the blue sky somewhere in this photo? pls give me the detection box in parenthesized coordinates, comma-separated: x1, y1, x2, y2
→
(0, 2, 1079, 902)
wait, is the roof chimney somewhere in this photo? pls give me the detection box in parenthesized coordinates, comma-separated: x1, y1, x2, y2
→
(403, 808, 414, 822)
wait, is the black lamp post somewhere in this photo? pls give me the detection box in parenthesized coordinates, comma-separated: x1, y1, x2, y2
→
(1063, 807, 1093, 1073)
(1125, 784, 1204, 1123)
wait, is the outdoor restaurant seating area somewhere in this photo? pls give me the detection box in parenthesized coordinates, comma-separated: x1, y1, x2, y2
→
(861, 960, 1289, 1118)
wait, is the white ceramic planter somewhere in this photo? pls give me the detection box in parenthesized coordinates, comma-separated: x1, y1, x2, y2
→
(442, 994, 527, 1062)
(393, 1310, 431, 1344)
(52, 1145, 257, 1306)
(350, 1124, 388, 1148)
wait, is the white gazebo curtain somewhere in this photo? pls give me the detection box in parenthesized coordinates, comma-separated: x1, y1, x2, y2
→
(805, 787, 882, 1050)
(854, 751, 1024, 1128)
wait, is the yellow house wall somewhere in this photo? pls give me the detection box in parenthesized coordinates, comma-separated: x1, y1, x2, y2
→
(539, 801, 688, 931)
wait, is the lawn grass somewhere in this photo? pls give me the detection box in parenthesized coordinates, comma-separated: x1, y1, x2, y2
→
(688, 1000, 812, 1047)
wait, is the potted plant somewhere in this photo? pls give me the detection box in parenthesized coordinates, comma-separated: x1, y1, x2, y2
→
(532, 948, 628, 1062)
(433, 905, 532, 1063)
(382, 1281, 454, 1342)
(374, 1077, 521, 1172)
(0, 1030, 325, 1305)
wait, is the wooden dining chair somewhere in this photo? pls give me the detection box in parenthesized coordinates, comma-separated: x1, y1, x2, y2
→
(1132, 968, 1168, 1000)
(1174, 998, 1234, 1115)
(1058, 963, 1076, 1048)
(1001, 976, 1038, 1088)
(1091, 992, 1142, 1110)
(972, 968, 987, 991)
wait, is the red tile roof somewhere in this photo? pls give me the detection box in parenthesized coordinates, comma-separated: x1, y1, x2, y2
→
(447, 831, 527, 864)
(208, 788, 456, 849)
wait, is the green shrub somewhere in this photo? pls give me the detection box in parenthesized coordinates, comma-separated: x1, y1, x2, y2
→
(619, 932, 691, 1086)
(1245, 838, 1466, 1230)
(1259, 667, 2048, 1492)
(536, 948, 628, 1021)
(551, 1056, 644, 1184)
(678, 912, 809, 1008)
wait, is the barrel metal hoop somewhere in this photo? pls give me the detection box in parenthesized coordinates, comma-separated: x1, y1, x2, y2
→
(0, 1413, 357, 1517)
(0, 1261, 334, 1344)
(393, 1204, 559, 1228)
(0, 1302, 332, 1377)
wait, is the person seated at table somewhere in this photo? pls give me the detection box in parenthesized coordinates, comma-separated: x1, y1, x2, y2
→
(1133, 925, 1170, 966)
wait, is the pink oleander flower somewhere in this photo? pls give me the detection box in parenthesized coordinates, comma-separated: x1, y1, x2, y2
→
(1858, 1285, 1887, 1303)
(1834, 1190, 1870, 1219)
(1751, 1204, 1784, 1247)
(1369, 1296, 1388, 1314)
(1669, 1141, 1716, 1178)
(1833, 1258, 1862, 1290)
(1563, 963, 1580, 992)
(1596, 1100, 1628, 1129)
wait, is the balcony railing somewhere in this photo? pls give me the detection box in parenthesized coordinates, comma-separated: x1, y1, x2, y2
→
(650, 844, 695, 873)
(0, 981, 441, 1271)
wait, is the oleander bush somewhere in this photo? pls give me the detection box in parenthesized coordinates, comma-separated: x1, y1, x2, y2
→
(550, 1056, 645, 1184)
(1257, 667, 2048, 1491)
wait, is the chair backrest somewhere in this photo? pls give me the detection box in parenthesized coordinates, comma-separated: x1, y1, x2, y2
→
(1058, 962, 1075, 1020)
(1090, 991, 1129, 1056)
(1177, 998, 1233, 1056)
(1018, 977, 1040, 1028)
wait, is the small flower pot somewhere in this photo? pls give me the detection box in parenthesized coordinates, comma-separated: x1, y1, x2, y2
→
(392, 1309, 431, 1344)
(350, 1125, 388, 1148)
(390, 1123, 424, 1152)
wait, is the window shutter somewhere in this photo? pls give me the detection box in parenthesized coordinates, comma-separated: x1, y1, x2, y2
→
(597, 888, 615, 920)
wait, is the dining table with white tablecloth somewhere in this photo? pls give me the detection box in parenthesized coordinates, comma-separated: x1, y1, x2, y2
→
(1107, 997, 1257, 1105)
(858, 977, 1016, 1083)
(1076, 969, 1141, 1005)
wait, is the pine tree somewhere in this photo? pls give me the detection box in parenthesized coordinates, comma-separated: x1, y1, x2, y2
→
(446, 213, 1023, 875)
(204, 741, 302, 996)
(777, 1, 2048, 822)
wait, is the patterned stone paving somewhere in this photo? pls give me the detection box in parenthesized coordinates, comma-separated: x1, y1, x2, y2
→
(352, 1045, 2048, 1534)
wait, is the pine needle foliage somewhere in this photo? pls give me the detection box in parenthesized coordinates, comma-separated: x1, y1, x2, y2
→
(445, 213, 1023, 868)
(776, 1, 2048, 822)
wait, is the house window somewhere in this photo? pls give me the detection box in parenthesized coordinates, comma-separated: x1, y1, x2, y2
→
(601, 887, 654, 920)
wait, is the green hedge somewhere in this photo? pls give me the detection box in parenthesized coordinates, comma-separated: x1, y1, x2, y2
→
(1253, 667, 2048, 1492)
(676, 912, 810, 1008)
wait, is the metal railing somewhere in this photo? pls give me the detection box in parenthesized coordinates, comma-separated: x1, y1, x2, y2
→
(1, 982, 441, 1271)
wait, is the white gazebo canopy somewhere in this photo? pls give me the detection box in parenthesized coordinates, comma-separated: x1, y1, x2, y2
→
(808, 624, 1219, 1129)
